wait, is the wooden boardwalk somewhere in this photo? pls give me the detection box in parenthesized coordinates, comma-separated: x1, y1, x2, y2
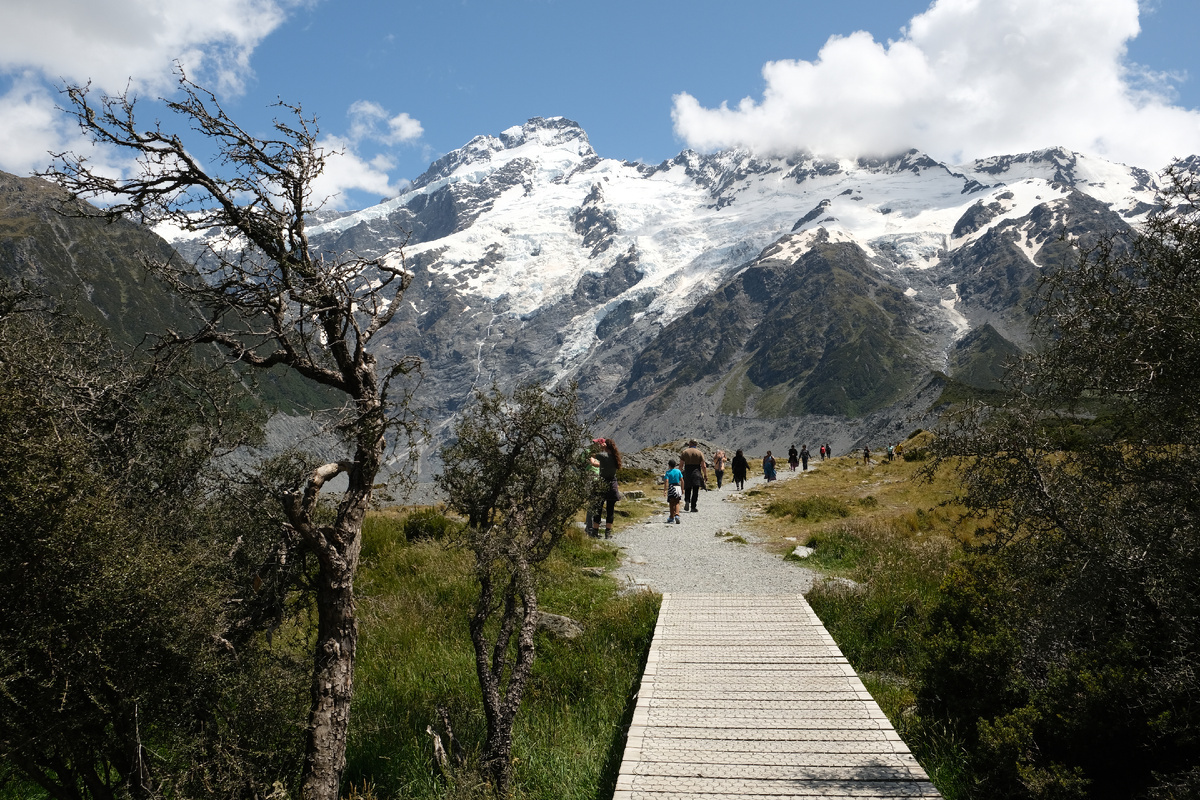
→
(614, 594, 940, 799)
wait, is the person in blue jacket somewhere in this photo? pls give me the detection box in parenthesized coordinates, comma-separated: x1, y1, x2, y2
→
(663, 459, 683, 523)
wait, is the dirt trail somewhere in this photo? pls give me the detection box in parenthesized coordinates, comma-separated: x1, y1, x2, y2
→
(613, 464, 821, 594)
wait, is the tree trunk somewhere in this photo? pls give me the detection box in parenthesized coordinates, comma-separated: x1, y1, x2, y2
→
(477, 555, 539, 797)
(300, 568, 358, 800)
(299, 449, 373, 800)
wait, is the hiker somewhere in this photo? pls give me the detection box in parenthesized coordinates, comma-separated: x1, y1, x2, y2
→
(713, 449, 726, 489)
(895, 441, 904, 460)
(584, 439, 602, 535)
(663, 458, 683, 524)
(863, 446, 871, 466)
(679, 440, 707, 513)
(887, 443, 895, 462)
(825, 443, 832, 460)
(763, 450, 777, 482)
(819, 444, 826, 461)
(800, 444, 809, 471)
(591, 437, 622, 538)
(787, 445, 799, 471)
(731, 449, 749, 490)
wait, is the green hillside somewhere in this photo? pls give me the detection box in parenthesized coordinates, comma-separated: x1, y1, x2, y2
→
(625, 237, 927, 418)
(0, 170, 337, 414)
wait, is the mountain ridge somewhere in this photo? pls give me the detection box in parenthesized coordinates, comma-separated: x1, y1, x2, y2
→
(164, 119, 1172, 463)
(6, 118, 1177, 468)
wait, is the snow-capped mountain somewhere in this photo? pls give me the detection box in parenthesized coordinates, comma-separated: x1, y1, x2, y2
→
(176, 117, 1167, 460)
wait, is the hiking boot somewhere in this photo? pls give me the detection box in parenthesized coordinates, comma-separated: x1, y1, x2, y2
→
(675, 516, 681, 524)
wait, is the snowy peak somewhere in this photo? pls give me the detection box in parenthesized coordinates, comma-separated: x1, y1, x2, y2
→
(960, 147, 1156, 217)
(413, 116, 594, 190)
(182, 118, 1194, 455)
(498, 116, 593, 152)
(970, 145, 1083, 182)
(855, 149, 948, 177)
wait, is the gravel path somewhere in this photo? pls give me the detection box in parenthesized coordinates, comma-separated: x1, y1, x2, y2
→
(612, 466, 820, 595)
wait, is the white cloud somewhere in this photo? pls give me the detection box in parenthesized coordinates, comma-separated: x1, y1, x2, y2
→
(310, 136, 411, 210)
(0, 0, 420, 207)
(0, 0, 302, 176)
(303, 99, 425, 207)
(0, 72, 141, 178)
(0, 0, 298, 96)
(672, 0, 1200, 168)
(347, 100, 424, 146)
(0, 74, 80, 177)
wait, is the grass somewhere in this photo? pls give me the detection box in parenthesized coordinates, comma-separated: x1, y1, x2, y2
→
(345, 507, 660, 799)
(347, 443, 983, 798)
(766, 494, 853, 523)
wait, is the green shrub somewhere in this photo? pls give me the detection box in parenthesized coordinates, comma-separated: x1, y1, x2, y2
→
(615, 467, 655, 483)
(767, 495, 852, 522)
(402, 508, 461, 541)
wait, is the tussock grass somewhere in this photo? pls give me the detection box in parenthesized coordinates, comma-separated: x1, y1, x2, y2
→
(346, 511, 660, 799)
(803, 516, 971, 797)
(767, 495, 852, 522)
(806, 519, 957, 674)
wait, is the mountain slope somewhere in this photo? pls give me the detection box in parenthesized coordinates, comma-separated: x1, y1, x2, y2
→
(0, 170, 338, 415)
(157, 121, 1171, 457)
(0, 170, 188, 345)
(620, 233, 932, 419)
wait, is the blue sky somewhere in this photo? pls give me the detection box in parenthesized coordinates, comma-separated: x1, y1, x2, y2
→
(2, 0, 1199, 210)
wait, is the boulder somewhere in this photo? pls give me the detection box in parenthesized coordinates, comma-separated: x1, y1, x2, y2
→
(536, 611, 583, 639)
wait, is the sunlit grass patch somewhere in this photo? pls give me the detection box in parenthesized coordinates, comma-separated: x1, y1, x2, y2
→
(346, 509, 659, 800)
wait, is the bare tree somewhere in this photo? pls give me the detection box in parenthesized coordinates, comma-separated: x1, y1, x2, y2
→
(436, 383, 593, 795)
(40, 71, 422, 800)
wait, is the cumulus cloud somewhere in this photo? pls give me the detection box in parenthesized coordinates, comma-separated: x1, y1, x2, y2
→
(0, 0, 297, 97)
(301, 101, 426, 209)
(312, 135, 412, 209)
(0, 72, 147, 179)
(0, 74, 83, 177)
(0, 0, 301, 177)
(347, 100, 424, 147)
(672, 0, 1200, 168)
(290, 100, 427, 209)
(0, 1, 419, 209)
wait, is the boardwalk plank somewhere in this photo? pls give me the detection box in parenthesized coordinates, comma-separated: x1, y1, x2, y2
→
(615, 594, 941, 800)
